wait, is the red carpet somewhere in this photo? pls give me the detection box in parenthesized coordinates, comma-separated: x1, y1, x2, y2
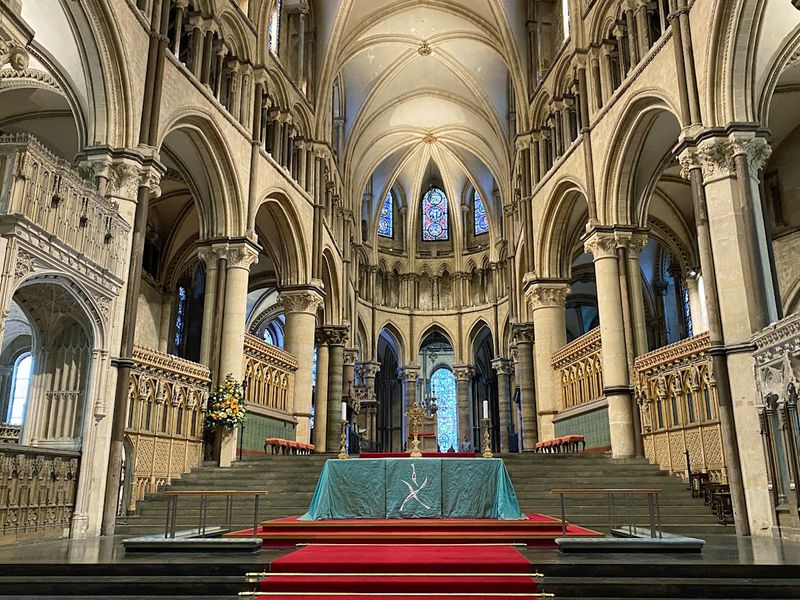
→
(228, 513, 601, 547)
(254, 544, 541, 597)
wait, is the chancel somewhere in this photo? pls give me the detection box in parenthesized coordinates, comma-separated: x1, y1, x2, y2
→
(1, 0, 800, 598)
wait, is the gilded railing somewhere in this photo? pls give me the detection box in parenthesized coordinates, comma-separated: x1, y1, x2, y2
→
(243, 333, 298, 417)
(0, 445, 79, 543)
(0, 133, 130, 278)
(0, 424, 20, 444)
(124, 346, 210, 511)
(552, 327, 604, 411)
(633, 332, 725, 481)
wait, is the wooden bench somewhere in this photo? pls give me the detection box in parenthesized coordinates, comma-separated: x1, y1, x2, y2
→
(263, 437, 315, 455)
(534, 434, 586, 453)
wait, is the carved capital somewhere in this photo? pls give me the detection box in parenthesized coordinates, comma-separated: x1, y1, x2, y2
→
(319, 325, 348, 346)
(728, 135, 772, 178)
(512, 322, 535, 345)
(525, 281, 570, 310)
(226, 243, 260, 270)
(680, 134, 771, 183)
(452, 364, 474, 380)
(343, 347, 358, 366)
(397, 366, 420, 382)
(277, 287, 324, 315)
(491, 358, 512, 376)
(358, 361, 381, 379)
(583, 230, 618, 259)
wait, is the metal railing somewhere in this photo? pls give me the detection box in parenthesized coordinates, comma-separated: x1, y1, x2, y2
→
(163, 489, 268, 539)
(550, 487, 663, 538)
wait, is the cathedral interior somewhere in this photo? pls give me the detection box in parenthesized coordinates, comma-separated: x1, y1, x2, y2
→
(2, 0, 800, 598)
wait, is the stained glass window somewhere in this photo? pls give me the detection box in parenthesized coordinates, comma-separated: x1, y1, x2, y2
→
(431, 368, 457, 452)
(473, 190, 488, 235)
(378, 192, 393, 238)
(173, 286, 187, 353)
(681, 286, 694, 337)
(422, 187, 449, 241)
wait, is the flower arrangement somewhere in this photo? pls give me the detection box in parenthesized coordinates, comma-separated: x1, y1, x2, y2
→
(204, 374, 246, 432)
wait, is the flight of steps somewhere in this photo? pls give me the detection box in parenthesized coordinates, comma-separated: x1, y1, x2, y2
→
(118, 452, 731, 538)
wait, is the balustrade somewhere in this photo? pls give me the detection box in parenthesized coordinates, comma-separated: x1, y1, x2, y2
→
(0, 133, 130, 278)
(124, 346, 210, 511)
(0, 445, 79, 542)
(753, 313, 800, 534)
(552, 327, 604, 411)
(0, 424, 20, 444)
(633, 332, 725, 481)
(243, 333, 297, 417)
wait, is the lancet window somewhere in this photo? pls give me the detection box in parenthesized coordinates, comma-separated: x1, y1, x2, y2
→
(379, 192, 393, 238)
(473, 190, 488, 236)
(422, 187, 449, 241)
(431, 367, 457, 452)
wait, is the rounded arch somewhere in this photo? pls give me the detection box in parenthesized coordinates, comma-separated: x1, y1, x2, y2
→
(158, 111, 244, 238)
(537, 178, 591, 279)
(601, 93, 682, 226)
(252, 190, 310, 286)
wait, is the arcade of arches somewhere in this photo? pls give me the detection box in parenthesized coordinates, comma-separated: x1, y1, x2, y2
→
(1, 0, 800, 546)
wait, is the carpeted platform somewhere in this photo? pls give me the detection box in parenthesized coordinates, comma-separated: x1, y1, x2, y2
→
(229, 513, 601, 547)
(253, 544, 542, 598)
(357, 452, 477, 458)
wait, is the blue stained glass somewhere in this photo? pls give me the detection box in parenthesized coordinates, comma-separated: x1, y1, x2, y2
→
(173, 286, 187, 352)
(681, 286, 694, 337)
(422, 187, 449, 241)
(431, 368, 457, 452)
(474, 190, 488, 235)
(378, 192, 393, 238)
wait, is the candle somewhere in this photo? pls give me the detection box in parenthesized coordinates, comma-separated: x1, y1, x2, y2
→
(482, 400, 489, 420)
(341, 401, 347, 422)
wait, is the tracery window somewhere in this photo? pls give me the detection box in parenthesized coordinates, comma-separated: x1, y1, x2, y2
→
(378, 192, 393, 238)
(268, 0, 282, 55)
(422, 187, 449, 241)
(431, 367, 457, 452)
(473, 190, 488, 235)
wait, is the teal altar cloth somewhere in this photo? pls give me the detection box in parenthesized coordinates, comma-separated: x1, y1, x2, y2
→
(299, 458, 524, 520)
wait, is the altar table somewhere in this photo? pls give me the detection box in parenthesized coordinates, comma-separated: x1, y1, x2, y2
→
(299, 458, 524, 521)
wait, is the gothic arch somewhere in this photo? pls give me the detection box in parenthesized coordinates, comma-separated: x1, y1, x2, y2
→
(321, 248, 340, 324)
(377, 322, 406, 366)
(537, 178, 590, 279)
(253, 190, 309, 286)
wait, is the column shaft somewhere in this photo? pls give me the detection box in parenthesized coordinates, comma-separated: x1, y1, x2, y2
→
(512, 324, 536, 449)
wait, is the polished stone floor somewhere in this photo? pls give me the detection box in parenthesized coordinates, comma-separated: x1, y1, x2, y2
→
(1, 533, 799, 567)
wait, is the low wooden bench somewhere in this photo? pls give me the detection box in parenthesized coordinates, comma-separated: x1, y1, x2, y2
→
(263, 437, 315, 455)
(534, 434, 586, 453)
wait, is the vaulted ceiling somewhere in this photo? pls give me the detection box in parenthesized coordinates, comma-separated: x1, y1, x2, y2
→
(313, 0, 529, 230)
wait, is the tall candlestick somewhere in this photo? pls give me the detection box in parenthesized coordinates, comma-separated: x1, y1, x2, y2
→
(341, 401, 347, 421)
(482, 399, 489, 420)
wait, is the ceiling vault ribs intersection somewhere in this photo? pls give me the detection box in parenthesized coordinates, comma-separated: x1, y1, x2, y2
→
(314, 0, 529, 249)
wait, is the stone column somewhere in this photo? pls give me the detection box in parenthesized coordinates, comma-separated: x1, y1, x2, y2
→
(453, 365, 474, 447)
(491, 358, 512, 453)
(324, 326, 348, 452)
(679, 133, 776, 535)
(295, 6, 307, 89)
(585, 230, 635, 458)
(360, 361, 381, 391)
(313, 328, 330, 451)
(525, 278, 570, 441)
(397, 366, 419, 447)
(685, 272, 705, 333)
(217, 242, 259, 467)
(512, 323, 537, 449)
(197, 247, 220, 367)
(278, 286, 324, 444)
(343, 347, 357, 403)
(626, 237, 650, 354)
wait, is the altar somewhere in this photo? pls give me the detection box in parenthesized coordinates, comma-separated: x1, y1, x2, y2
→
(299, 458, 524, 521)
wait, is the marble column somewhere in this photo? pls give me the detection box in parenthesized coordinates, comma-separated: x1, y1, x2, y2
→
(313, 328, 330, 451)
(453, 365, 474, 448)
(585, 230, 635, 458)
(512, 323, 537, 449)
(525, 278, 570, 441)
(217, 242, 260, 467)
(324, 326, 348, 452)
(278, 286, 324, 445)
(491, 358, 512, 453)
(397, 366, 419, 448)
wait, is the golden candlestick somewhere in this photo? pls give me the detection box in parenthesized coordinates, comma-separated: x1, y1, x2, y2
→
(337, 421, 348, 459)
(481, 417, 493, 458)
(405, 402, 426, 458)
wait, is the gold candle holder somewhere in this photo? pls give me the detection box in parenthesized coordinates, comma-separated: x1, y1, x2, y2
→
(481, 417, 493, 458)
(338, 421, 348, 459)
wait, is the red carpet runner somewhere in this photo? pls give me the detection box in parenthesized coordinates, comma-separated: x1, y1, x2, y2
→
(254, 543, 543, 598)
